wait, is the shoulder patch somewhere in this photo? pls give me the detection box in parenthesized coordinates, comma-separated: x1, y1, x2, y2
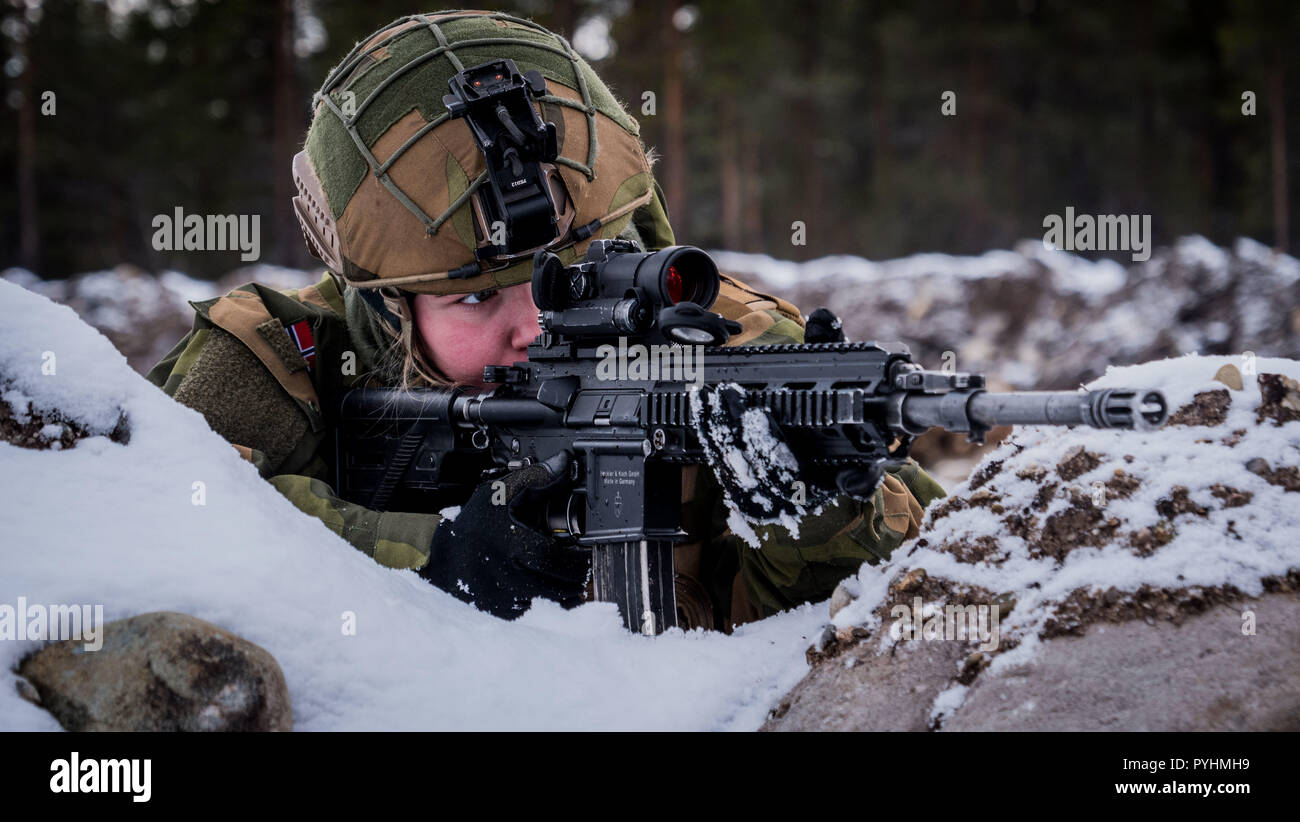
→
(256, 318, 309, 374)
(207, 292, 321, 415)
(173, 328, 311, 470)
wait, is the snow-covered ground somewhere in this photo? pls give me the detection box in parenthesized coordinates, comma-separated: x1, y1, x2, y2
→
(829, 352, 1300, 724)
(0, 279, 824, 731)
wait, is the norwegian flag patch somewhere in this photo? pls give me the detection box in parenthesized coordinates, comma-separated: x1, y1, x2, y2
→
(285, 320, 316, 371)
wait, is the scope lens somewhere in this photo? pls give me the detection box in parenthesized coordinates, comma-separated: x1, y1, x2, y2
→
(666, 265, 683, 304)
(657, 248, 719, 308)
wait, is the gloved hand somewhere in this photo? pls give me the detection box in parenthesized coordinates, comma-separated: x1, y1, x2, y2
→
(693, 382, 886, 526)
(804, 307, 846, 344)
(801, 308, 889, 500)
(419, 461, 590, 619)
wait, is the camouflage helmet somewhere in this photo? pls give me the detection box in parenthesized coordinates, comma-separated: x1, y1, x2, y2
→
(292, 10, 674, 297)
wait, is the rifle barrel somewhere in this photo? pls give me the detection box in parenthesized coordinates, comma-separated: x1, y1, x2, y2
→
(902, 388, 1168, 433)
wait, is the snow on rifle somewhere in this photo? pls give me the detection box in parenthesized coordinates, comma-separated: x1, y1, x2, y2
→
(334, 239, 1170, 635)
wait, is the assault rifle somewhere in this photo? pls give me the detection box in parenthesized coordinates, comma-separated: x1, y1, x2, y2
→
(334, 239, 1168, 635)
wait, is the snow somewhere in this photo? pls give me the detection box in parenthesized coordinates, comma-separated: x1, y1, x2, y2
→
(0, 279, 824, 731)
(1235, 236, 1300, 284)
(0, 267, 40, 290)
(73, 268, 176, 333)
(1017, 239, 1129, 303)
(1174, 234, 1231, 277)
(726, 508, 762, 551)
(158, 269, 220, 304)
(689, 383, 816, 544)
(711, 241, 1129, 303)
(928, 682, 969, 726)
(831, 353, 1300, 673)
(222, 264, 317, 292)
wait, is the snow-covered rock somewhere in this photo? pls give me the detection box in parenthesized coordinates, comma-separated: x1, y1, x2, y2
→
(763, 355, 1300, 731)
(0, 279, 823, 731)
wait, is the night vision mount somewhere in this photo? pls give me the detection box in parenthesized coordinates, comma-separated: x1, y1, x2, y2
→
(443, 59, 561, 260)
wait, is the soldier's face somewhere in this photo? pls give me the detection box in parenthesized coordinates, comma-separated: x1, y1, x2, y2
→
(411, 283, 541, 387)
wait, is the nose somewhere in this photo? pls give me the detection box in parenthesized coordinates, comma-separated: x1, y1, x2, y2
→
(503, 283, 541, 351)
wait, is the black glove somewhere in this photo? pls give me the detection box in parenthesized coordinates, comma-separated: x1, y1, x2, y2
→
(694, 383, 816, 522)
(693, 382, 887, 525)
(804, 307, 846, 344)
(834, 462, 886, 501)
(419, 461, 590, 620)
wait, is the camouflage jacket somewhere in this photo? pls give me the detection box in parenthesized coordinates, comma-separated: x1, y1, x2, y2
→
(147, 271, 946, 631)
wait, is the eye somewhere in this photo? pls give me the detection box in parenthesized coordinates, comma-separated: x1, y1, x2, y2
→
(457, 290, 497, 306)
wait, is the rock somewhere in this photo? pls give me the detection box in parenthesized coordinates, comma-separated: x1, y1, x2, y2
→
(766, 632, 970, 731)
(834, 626, 868, 645)
(814, 624, 835, 654)
(894, 568, 927, 593)
(1257, 373, 1300, 426)
(958, 651, 990, 685)
(1212, 363, 1243, 391)
(991, 592, 1017, 616)
(18, 611, 291, 732)
(944, 594, 1300, 730)
(828, 582, 855, 619)
(15, 676, 40, 705)
(764, 593, 1300, 731)
(1244, 457, 1300, 492)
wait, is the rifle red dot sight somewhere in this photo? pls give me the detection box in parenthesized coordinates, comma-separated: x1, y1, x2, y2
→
(532, 240, 739, 345)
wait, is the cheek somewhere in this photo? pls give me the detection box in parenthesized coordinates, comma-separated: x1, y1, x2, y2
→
(412, 300, 514, 385)
(418, 315, 487, 382)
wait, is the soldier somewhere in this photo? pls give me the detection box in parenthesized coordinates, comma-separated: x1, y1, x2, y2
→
(148, 10, 945, 630)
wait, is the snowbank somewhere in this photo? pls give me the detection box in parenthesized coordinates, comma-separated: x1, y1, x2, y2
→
(830, 354, 1300, 699)
(0, 279, 823, 731)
